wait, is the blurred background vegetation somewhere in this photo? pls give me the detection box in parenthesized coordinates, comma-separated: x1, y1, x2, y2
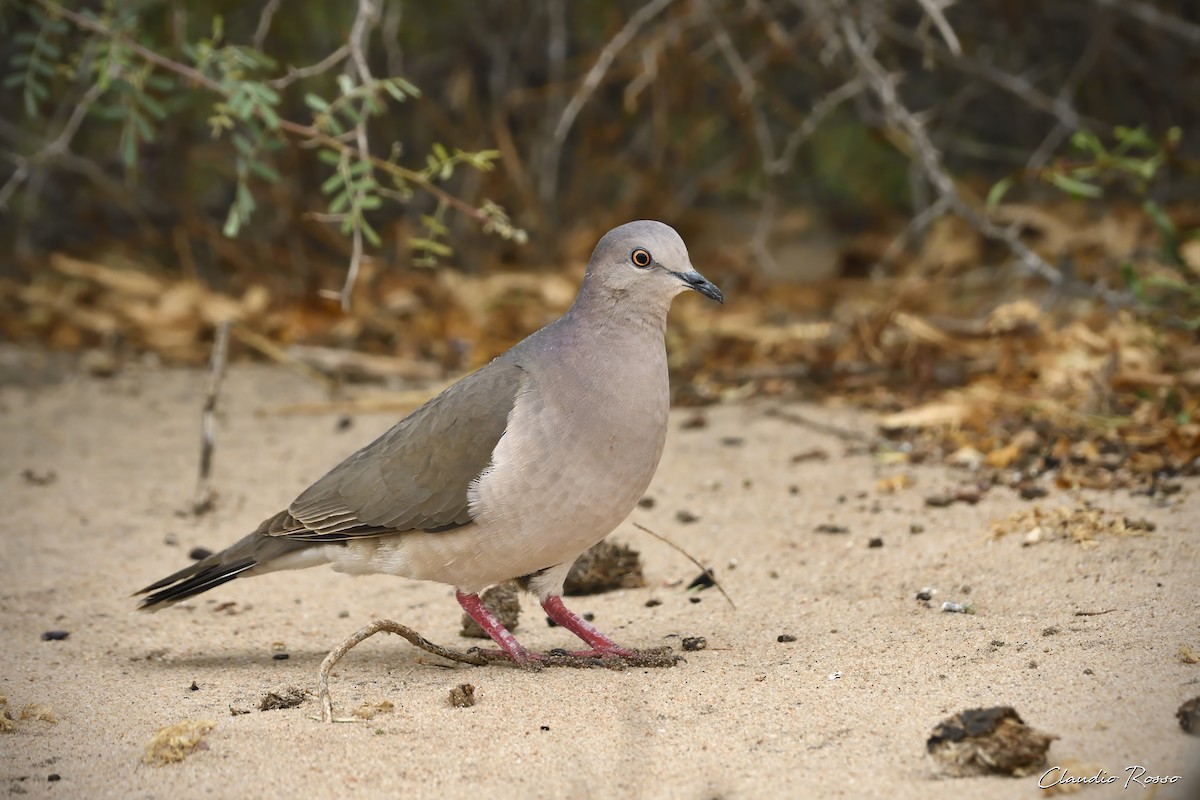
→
(1, 2, 1198, 401)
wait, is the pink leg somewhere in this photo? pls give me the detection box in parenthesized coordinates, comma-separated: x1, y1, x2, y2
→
(541, 595, 636, 658)
(456, 590, 536, 665)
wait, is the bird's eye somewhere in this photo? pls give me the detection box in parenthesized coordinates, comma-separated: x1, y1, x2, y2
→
(631, 248, 652, 268)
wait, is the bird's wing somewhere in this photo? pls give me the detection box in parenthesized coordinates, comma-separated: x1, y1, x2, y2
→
(268, 360, 527, 541)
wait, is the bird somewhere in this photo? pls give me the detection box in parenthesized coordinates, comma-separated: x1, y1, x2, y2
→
(136, 220, 723, 664)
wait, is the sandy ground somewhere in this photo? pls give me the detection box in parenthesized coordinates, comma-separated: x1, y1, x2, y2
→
(1, 356, 1198, 799)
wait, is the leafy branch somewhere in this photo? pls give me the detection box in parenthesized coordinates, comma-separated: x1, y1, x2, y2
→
(20, 0, 524, 308)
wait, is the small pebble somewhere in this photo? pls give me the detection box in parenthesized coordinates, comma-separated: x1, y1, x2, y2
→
(448, 683, 476, 708)
(637, 496, 656, 509)
(777, 634, 797, 643)
(644, 598, 662, 608)
(272, 653, 289, 661)
(916, 588, 935, 601)
(675, 510, 700, 524)
(867, 537, 883, 548)
(540, 725, 551, 731)
(336, 415, 354, 431)
(47, 774, 61, 783)
(686, 569, 716, 591)
(681, 636, 707, 651)
(41, 630, 69, 641)
(909, 523, 925, 534)
(815, 523, 848, 534)
(941, 601, 974, 614)
(688, 597, 702, 604)
(189, 681, 200, 691)
(189, 547, 214, 561)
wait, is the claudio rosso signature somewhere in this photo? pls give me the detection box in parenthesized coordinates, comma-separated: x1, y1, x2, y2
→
(1038, 765, 1183, 789)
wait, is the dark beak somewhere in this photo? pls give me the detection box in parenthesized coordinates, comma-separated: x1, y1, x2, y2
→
(676, 269, 724, 304)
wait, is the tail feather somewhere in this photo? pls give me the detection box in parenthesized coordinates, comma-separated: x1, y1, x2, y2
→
(135, 524, 313, 611)
(135, 557, 257, 609)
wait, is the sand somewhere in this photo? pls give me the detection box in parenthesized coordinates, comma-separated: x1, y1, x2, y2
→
(2, 357, 1198, 798)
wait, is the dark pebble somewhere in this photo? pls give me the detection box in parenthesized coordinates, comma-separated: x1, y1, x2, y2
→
(681, 636, 707, 651)
(916, 589, 934, 601)
(336, 415, 354, 431)
(540, 725, 551, 731)
(189, 547, 214, 561)
(272, 653, 289, 660)
(675, 510, 700, 524)
(868, 537, 883, 548)
(815, 523, 848, 534)
(189, 681, 200, 691)
(686, 569, 716, 591)
(47, 774, 61, 782)
(644, 598, 663, 608)
(777, 634, 797, 643)
(1018, 484, 1048, 500)
(41, 630, 69, 641)
(637, 496, 656, 509)
(688, 597, 702, 604)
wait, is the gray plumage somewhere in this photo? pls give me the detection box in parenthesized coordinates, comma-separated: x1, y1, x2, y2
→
(137, 220, 722, 660)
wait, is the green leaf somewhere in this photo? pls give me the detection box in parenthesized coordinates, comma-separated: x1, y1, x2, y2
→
(361, 219, 381, 247)
(321, 172, 346, 194)
(223, 205, 243, 237)
(317, 149, 342, 166)
(359, 195, 381, 210)
(1046, 173, 1102, 199)
(250, 160, 281, 183)
(138, 92, 167, 119)
(305, 93, 330, 112)
(411, 237, 452, 257)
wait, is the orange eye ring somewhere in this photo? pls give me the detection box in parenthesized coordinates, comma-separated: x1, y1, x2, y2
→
(631, 248, 652, 268)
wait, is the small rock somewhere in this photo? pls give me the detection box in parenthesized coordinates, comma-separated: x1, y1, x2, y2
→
(644, 598, 662, 608)
(637, 496, 656, 509)
(564, 540, 645, 595)
(272, 653, 289, 661)
(188, 547, 214, 561)
(916, 588, 935, 602)
(927, 706, 1057, 777)
(685, 569, 716, 591)
(449, 684, 476, 708)
(909, 523, 925, 534)
(681, 637, 707, 651)
(777, 634, 797, 643)
(1041, 626, 1059, 637)
(815, 523, 848, 534)
(259, 687, 308, 711)
(867, 537, 883, 548)
(41, 630, 69, 641)
(1176, 697, 1199, 735)
(20, 469, 57, 486)
(675, 509, 700, 524)
(1018, 484, 1047, 500)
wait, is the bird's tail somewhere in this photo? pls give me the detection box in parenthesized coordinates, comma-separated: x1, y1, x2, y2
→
(135, 521, 312, 610)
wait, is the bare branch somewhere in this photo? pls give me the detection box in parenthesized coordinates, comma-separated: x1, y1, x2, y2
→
(267, 45, 350, 90)
(252, 0, 282, 51)
(913, 0, 962, 55)
(1092, 0, 1200, 45)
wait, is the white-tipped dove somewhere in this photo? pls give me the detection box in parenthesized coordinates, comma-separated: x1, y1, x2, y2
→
(137, 220, 723, 663)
